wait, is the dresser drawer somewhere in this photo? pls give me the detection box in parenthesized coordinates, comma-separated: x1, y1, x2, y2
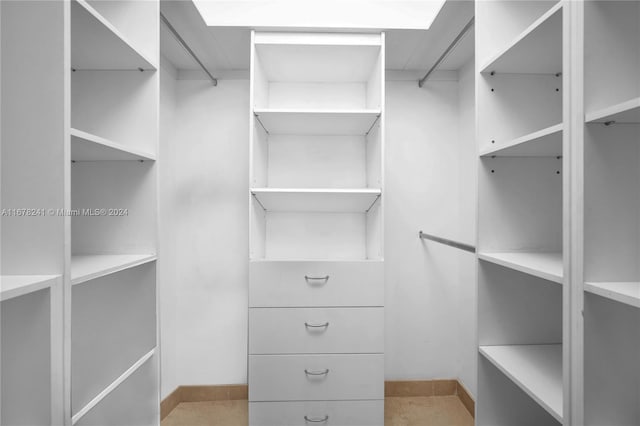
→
(249, 261, 383, 307)
(249, 354, 383, 401)
(249, 307, 383, 354)
(249, 400, 384, 426)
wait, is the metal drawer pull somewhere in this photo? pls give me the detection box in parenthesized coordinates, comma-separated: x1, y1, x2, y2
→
(304, 368, 329, 376)
(305, 322, 329, 328)
(304, 415, 329, 423)
(304, 275, 329, 284)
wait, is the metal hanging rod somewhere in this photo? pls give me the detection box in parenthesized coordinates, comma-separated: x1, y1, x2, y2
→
(418, 231, 476, 253)
(160, 12, 218, 86)
(418, 17, 475, 88)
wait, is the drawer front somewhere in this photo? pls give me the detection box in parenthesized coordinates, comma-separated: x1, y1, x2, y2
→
(249, 400, 384, 426)
(249, 354, 384, 401)
(249, 261, 383, 307)
(249, 307, 383, 354)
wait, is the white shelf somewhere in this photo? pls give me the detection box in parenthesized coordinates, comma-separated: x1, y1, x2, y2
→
(251, 188, 381, 212)
(71, 0, 156, 70)
(585, 97, 640, 124)
(71, 128, 156, 161)
(71, 254, 157, 286)
(480, 124, 563, 157)
(480, 344, 563, 423)
(254, 109, 380, 135)
(584, 282, 640, 309)
(480, 3, 563, 74)
(1, 275, 60, 302)
(479, 252, 563, 284)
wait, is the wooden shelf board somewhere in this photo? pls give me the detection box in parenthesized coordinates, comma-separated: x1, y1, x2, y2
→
(584, 282, 640, 309)
(478, 251, 563, 283)
(71, 254, 157, 286)
(480, 344, 563, 423)
(480, 3, 563, 74)
(71, 0, 157, 70)
(254, 109, 380, 135)
(480, 124, 563, 157)
(71, 128, 156, 161)
(585, 97, 640, 124)
(251, 188, 381, 212)
(1, 275, 60, 302)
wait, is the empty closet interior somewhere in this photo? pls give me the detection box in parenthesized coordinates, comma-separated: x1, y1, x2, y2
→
(1, 0, 639, 425)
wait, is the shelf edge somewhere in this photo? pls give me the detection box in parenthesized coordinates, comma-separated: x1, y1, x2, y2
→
(71, 254, 157, 286)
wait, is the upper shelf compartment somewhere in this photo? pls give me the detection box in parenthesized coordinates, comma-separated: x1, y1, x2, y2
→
(253, 33, 383, 110)
(71, 0, 157, 70)
(254, 109, 380, 135)
(480, 3, 562, 74)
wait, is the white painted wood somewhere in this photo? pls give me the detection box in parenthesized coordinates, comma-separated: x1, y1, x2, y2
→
(71, 161, 156, 255)
(366, 198, 383, 260)
(480, 3, 563, 74)
(251, 120, 269, 187)
(71, 70, 158, 155)
(584, 282, 640, 309)
(71, 264, 156, 416)
(249, 260, 384, 307)
(72, 348, 155, 425)
(254, 32, 382, 47)
(250, 197, 267, 259)
(251, 188, 381, 213)
(74, 352, 158, 426)
(254, 109, 380, 136)
(71, 128, 156, 162)
(366, 121, 383, 189)
(478, 352, 562, 426)
(584, 0, 640, 116)
(266, 135, 368, 188)
(479, 344, 563, 423)
(480, 124, 563, 157)
(478, 261, 563, 346)
(264, 212, 368, 260)
(71, 0, 156, 70)
(585, 97, 640, 124)
(85, 0, 159, 67)
(249, 307, 384, 354)
(584, 124, 639, 282)
(267, 82, 367, 110)
(1, 287, 52, 426)
(0, 275, 60, 302)
(248, 354, 384, 401)
(584, 294, 640, 426)
(476, 1, 560, 67)
(479, 252, 563, 284)
(70, 254, 156, 285)
(249, 400, 384, 426)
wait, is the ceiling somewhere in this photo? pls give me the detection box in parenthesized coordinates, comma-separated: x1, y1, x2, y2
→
(160, 0, 474, 75)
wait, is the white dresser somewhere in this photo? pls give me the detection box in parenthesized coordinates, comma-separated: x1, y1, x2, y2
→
(248, 31, 385, 426)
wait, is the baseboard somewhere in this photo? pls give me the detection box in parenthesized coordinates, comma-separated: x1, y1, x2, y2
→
(161, 380, 475, 420)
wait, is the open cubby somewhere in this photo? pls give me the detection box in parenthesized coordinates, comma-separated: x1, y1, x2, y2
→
(70, 161, 156, 255)
(71, 263, 156, 417)
(1, 288, 52, 426)
(253, 33, 382, 110)
(584, 294, 640, 426)
(584, 0, 640, 120)
(74, 353, 158, 426)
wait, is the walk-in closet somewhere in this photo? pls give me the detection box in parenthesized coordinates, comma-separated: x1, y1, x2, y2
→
(1, 1, 638, 425)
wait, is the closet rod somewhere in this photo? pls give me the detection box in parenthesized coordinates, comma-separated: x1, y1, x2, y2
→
(418, 17, 475, 88)
(160, 12, 218, 86)
(418, 231, 476, 253)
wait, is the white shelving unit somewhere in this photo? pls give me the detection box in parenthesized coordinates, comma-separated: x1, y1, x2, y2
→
(2, 1, 160, 424)
(582, 2, 640, 425)
(249, 31, 385, 425)
(476, 1, 567, 424)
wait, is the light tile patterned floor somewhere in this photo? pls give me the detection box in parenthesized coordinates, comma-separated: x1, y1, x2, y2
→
(162, 396, 473, 426)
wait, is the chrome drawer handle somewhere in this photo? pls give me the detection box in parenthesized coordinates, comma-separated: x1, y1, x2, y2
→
(304, 415, 329, 423)
(304, 368, 329, 376)
(304, 275, 329, 284)
(305, 322, 329, 329)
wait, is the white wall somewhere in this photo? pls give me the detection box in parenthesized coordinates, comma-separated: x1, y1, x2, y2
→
(159, 69, 477, 397)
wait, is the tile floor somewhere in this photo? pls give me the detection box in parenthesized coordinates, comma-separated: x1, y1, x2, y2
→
(162, 396, 474, 426)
